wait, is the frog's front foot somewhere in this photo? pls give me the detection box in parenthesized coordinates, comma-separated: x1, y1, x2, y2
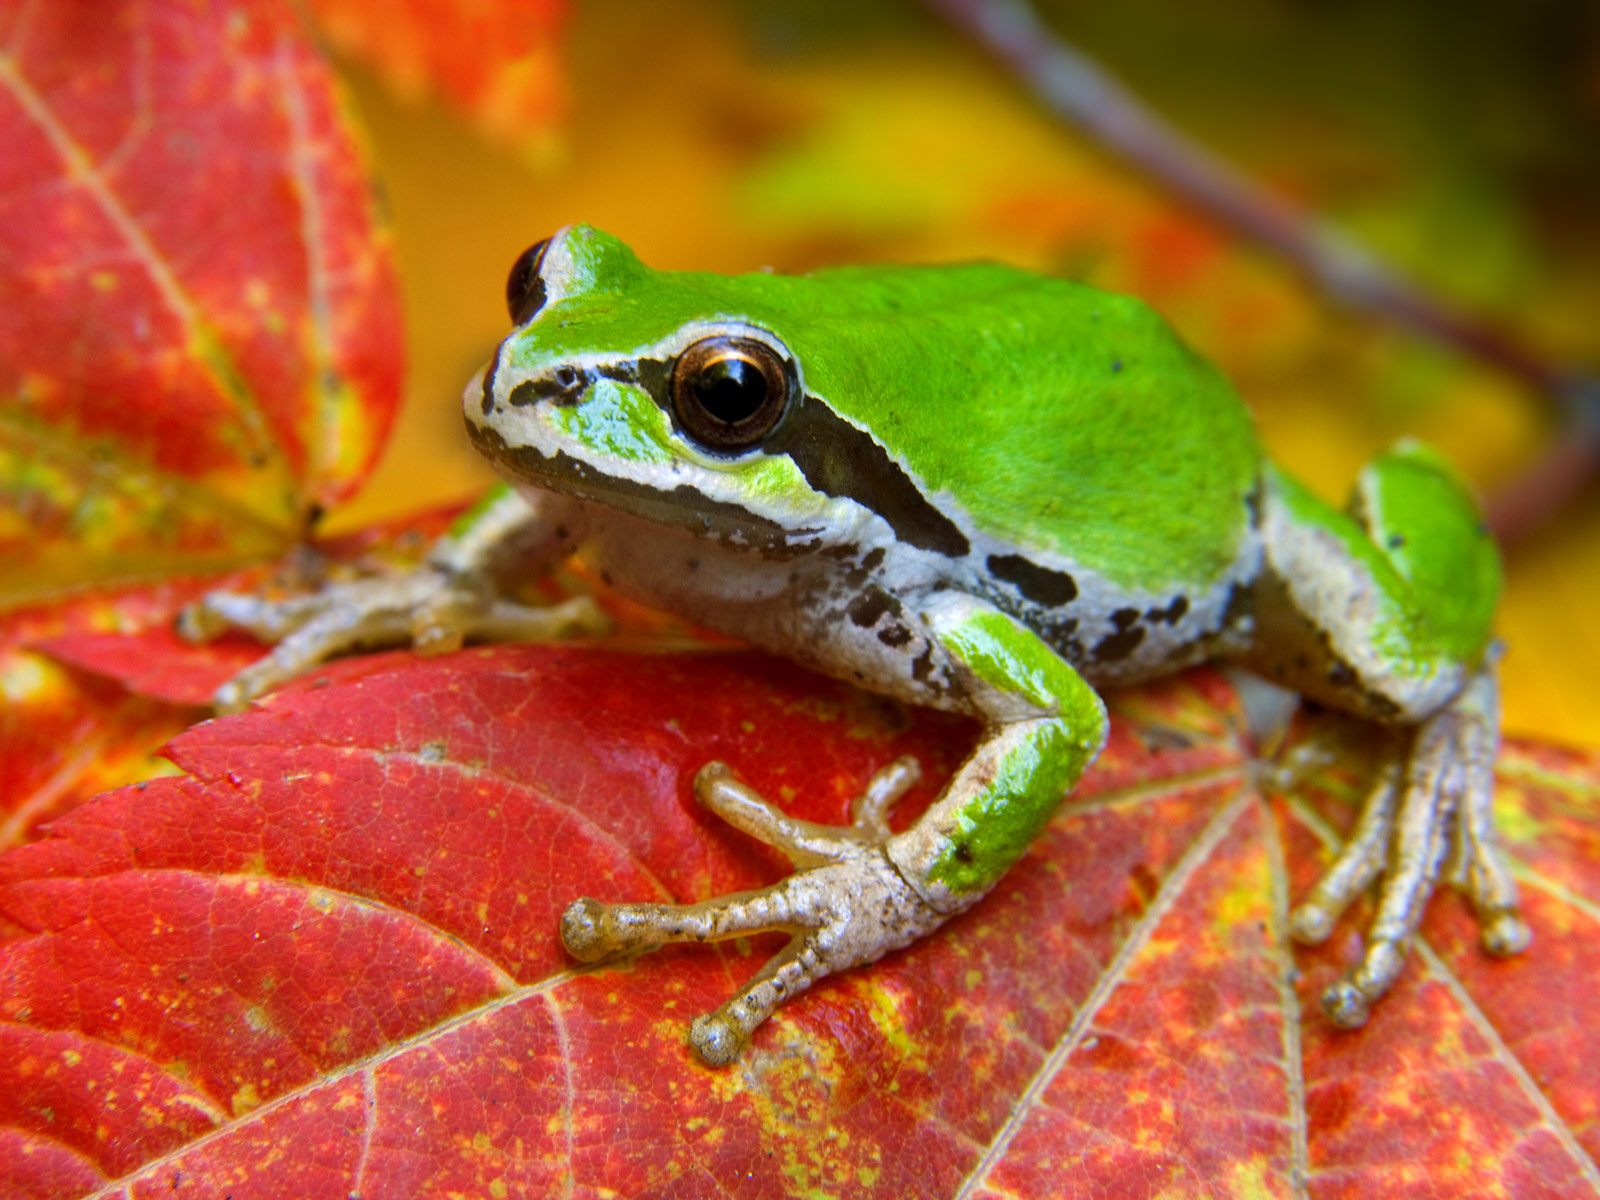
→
(179, 566, 606, 713)
(562, 757, 947, 1066)
(1289, 670, 1530, 1027)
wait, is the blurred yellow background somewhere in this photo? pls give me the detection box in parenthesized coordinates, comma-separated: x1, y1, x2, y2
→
(327, 0, 1600, 746)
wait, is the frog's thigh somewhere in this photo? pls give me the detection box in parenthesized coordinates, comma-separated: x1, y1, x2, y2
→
(1245, 448, 1523, 1027)
(1244, 445, 1498, 720)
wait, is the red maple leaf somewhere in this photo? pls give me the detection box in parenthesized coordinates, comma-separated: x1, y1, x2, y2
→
(3, 3, 1598, 1197)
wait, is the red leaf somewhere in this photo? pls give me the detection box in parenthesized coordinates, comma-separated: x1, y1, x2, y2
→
(0, 587, 216, 863)
(0, 0, 402, 601)
(1, 645, 1594, 1198)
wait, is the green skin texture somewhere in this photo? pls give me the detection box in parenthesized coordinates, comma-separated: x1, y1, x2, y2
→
(480, 227, 1500, 901)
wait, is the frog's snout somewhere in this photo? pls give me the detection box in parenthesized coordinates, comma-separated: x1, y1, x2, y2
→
(473, 355, 597, 426)
(504, 365, 594, 410)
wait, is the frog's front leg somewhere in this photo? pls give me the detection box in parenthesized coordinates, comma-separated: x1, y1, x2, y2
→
(560, 596, 1108, 1066)
(180, 484, 604, 712)
(1245, 446, 1529, 1027)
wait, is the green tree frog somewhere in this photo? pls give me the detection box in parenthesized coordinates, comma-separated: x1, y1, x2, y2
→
(184, 225, 1529, 1066)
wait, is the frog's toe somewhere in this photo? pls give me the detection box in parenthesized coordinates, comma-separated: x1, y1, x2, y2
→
(412, 592, 606, 654)
(692, 758, 919, 868)
(1290, 761, 1400, 946)
(178, 588, 328, 644)
(210, 601, 413, 712)
(689, 1011, 747, 1067)
(559, 762, 939, 1064)
(1313, 670, 1527, 1026)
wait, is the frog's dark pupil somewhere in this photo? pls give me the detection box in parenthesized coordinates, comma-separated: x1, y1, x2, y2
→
(693, 357, 769, 424)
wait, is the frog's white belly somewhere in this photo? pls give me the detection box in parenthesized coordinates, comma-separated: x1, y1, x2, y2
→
(575, 503, 970, 711)
(568, 495, 1261, 715)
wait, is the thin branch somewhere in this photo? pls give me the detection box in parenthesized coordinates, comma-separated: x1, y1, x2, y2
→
(922, 0, 1599, 540)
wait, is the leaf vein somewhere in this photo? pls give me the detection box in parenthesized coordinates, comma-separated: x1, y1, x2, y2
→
(953, 784, 1254, 1199)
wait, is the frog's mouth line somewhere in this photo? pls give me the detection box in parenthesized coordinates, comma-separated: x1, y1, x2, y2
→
(463, 421, 824, 561)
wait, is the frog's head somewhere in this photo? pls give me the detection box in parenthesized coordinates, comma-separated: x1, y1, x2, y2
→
(465, 224, 894, 555)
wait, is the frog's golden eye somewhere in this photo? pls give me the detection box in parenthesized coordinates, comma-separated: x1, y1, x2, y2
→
(505, 238, 551, 325)
(671, 335, 794, 452)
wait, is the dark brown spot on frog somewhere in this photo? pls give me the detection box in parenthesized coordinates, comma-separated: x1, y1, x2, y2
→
(764, 395, 971, 558)
(509, 373, 586, 408)
(1328, 662, 1356, 688)
(878, 624, 912, 648)
(1369, 694, 1401, 720)
(1243, 479, 1263, 528)
(1222, 580, 1254, 630)
(862, 547, 886, 571)
(848, 586, 899, 628)
(987, 553, 1078, 608)
(1095, 607, 1146, 661)
(1145, 595, 1189, 625)
(911, 644, 934, 682)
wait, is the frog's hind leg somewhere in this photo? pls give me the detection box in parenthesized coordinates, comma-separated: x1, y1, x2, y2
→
(1245, 445, 1528, 1026)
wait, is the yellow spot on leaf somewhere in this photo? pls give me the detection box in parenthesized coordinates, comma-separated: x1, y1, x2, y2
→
(230, 1081, 262, 1116)
(0, 652, 62, 705)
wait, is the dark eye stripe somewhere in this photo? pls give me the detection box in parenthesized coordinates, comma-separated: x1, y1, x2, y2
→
(584, 350, 972, 560)
(765, 396, 971, 559)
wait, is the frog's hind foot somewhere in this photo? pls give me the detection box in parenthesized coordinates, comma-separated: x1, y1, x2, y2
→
(561, 758, 944, 1066)
(1289, 670, 1529, 1027)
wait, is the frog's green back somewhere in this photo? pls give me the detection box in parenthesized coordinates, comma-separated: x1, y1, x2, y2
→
(525, 227, 1261, 591)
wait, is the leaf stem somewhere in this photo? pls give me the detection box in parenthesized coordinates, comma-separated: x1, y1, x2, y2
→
(920, 0, 1599, 541)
